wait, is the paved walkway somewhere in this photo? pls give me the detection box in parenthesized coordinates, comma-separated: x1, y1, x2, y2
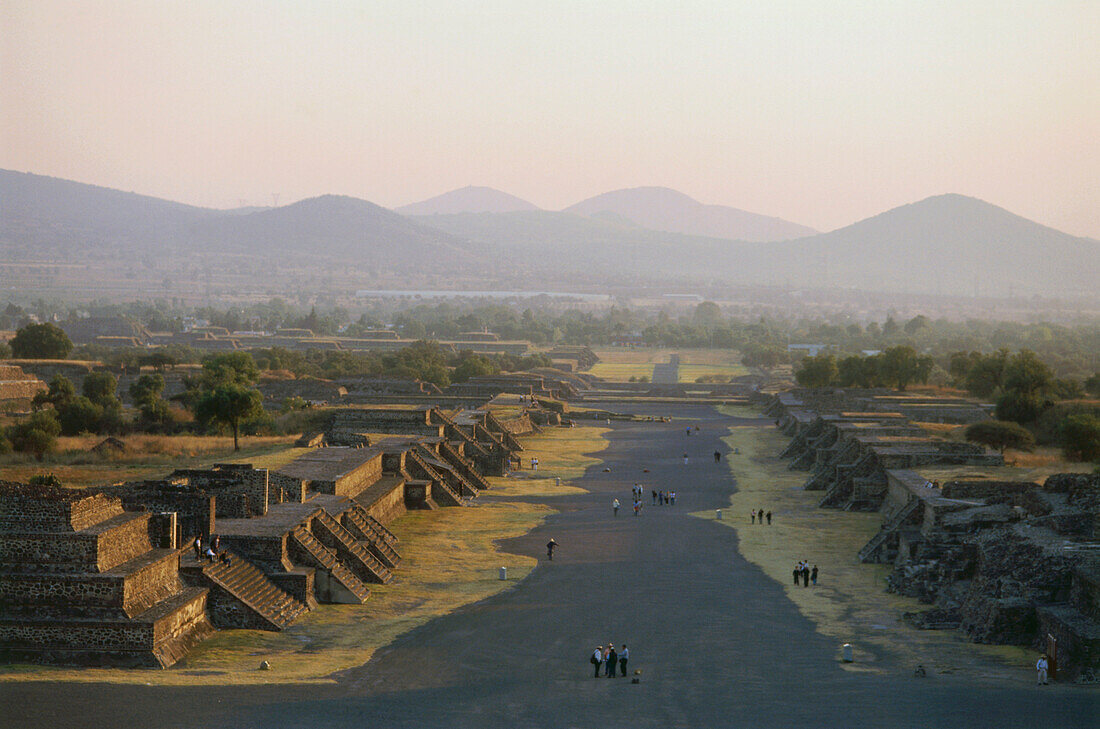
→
(2, 403, 1097, 728)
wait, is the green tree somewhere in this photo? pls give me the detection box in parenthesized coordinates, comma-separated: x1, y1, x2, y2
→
(452, 355, 498, 383)
(995, 391, 1046, 424)
(56, 397, 104, 435)
(1085, 373, 1100, 397)
(6, 410, 61, 461)
(964, 420, 1035, 455)
(795, 354, 838, 388)
(963, 349, 1009, 398)
(1059, 414, 1100, 462)
(32, 374, 76, 411)
(195, 384, 263, 451)
(201, 351, 259, 388)
(693, 301, 722, 325)
(1003, 349, 1053, 397)
(82, 372, 120, 409)
(9, 323, 73, 359)
(129, 373, 166, 407)
(837, 354, 882, 388)
(879, 346, 934, 391)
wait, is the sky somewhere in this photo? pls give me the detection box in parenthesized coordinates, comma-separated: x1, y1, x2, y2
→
(2, 1, 1098, 237)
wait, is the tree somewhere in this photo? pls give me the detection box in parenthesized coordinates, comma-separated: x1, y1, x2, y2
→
(964, 420, 1035, 455)
(129, 373, 166, 407)
(201, 351, 259, 388)
(693, 301, 722, 325)
(837, 355, 882, 388)
(6, 410, 61, 461)
(195, 384, 263, 451)
(1085, 373, 1100, 398)
(795, 355, 838, 388)
(1003, 349, 1053, 397)
(56, 396, 104, 435)
(879, 346, 934, 391)
(82, 372, 120, 409)
(32, 374, 75, 411)
(452, 355, 498, 383)
(9, 323, 73, 359)
(964, 349, 1009, 398)
(995, 391, 1046, 424)
(1059, 414, 1100, 462)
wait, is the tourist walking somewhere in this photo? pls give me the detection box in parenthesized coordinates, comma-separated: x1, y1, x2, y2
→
(766, 511, 772, 525)
(531, 457, 539, 472)
(682, 452, 689, 466)
(801, 563, 810, 587)
(633, 500, 641, 516)
(751, 510, 756, 524)
(714, 450, 721, 463)
(546, 539, 557, 561)
(811, 565, 818, 586)
(613, 498, 620, 517)
(606, 645, 618, 677)
(670, 490, 676, 506)
(619, 644, 629, 676)
(592, 646, 603, 678)
(1036, 654, 1049, 685)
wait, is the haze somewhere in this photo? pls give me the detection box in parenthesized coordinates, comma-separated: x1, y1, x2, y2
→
(2, 1, 1098, 237)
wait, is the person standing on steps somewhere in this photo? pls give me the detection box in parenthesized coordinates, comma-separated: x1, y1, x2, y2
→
(193, 536, 202, 560)
(613, 498, 620, 516)
(811, 565, 818, 585)
(619, 644, 629, 676)
(606, 645, 618, 677)
(546, 539, 557, 561)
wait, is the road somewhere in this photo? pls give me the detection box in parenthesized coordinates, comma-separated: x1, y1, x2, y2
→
(2, 403, 1096, 728)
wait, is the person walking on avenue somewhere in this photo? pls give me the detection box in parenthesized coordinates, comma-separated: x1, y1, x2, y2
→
(811, 565, 819, 586)
(613, 498, 620, 517)
(651, 489, 657, 505)
(682, 452, 689, 466)
(592, 646, 603, 678)
(714, 450, 721, 463)
(752, 510, 756, 524)
(532, 457, 539, 472)
(1037, 654, 1050, 685)
(606, 645, 618, 677)
(546, 539, 557, 561)
(619, 644, 629, 676)
(802, 563, 810, 587)
(670, 490, 676, 506)
(766, 511, 772, 525)
(758, 507, 764, 523)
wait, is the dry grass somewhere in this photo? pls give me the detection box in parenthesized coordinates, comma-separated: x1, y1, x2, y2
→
(692, 409, 1035, 678)
(0, 425, 610, 686)
(587, 348, 748, 383)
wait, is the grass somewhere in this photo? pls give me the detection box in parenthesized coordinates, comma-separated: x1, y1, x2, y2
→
(0, 425, 610, 686)
(587, 348, 747, 383)
(692, 407, 1035, 678)
(0, 436, 302, 487)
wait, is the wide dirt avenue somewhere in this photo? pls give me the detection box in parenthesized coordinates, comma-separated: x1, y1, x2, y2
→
(2, 403, 1097, 728)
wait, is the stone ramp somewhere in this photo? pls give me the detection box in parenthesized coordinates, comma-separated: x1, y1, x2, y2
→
(342, 507, 401, 569)
(184, 552, 309, 630)
(312, 511, 393, 584)
(288, 526, 371, 603)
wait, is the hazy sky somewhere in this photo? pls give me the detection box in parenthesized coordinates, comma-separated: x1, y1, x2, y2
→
(3, 1, 1098, 236)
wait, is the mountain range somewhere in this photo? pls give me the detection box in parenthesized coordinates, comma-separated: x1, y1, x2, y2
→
(396, 186, 540, 215)
(2, 169, 1097, 296)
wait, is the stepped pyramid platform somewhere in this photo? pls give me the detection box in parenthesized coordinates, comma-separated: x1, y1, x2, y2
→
(0, 483, 214, 668)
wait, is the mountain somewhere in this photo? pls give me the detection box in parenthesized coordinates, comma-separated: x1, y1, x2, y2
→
(564, 186, 817, 242)
(776, 194, 1100, 295)
(396, 186, 540, 215)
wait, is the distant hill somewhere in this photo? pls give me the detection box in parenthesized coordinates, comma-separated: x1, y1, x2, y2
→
(564, 186, 817, 242)
(775, 194, 1100, 295)
(396, 186, 540, 215)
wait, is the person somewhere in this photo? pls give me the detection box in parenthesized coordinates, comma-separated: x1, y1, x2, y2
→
(714, 450, 721, 463)
(682, 452, 688, 466)
(793, 565, 801, 585)
(613, 498, 620, 517)
(592, 646, 603, 678)
(1036, 654, 1049, 685)
(516, 456, 523, 470)
(670, 490, 676, 506)
(204, 546, 216, 563)
(211, 534, 220, 552)
(766, 511, 772, 525)
(602, 645, 611, 675)
(811, 565, 818, 586)
(606, 645, 618, 677)
(752, 510, 756, 524)
(193, 536, 202, 560)
(651, 489, 657, 505)
(619, 644, 629, 676)
(532, 457, 539, 472)
(633, 500, 640, 516)
(686, 426, 691, 437)
(758, 507, 764, 523)
(801, 563, 810, 587)
(546, 539, 557, 561)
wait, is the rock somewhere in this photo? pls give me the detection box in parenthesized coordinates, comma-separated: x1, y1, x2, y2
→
(259, 660, 271, 671)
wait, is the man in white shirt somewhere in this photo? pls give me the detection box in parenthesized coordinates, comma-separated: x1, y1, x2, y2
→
(1036, 654, 1049, 685)
(613, 498, 620, 516)
(592, 646, 604, 678)
(618, 644, 629, 677)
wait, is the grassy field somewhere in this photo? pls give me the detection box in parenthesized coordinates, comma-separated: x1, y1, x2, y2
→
(0, 424, 610, 686)
(692, 405, 1033, 678)
(0, 435, 303, 487)
(588, 348, 748, 383)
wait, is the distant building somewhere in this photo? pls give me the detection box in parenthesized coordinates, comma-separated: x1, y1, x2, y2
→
(787, 343, 835, 357)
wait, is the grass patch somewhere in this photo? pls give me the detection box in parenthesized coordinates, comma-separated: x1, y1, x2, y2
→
(514, 425, 611, 481)
(692, 421, 1034, 677)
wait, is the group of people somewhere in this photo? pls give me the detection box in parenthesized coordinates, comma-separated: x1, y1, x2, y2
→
(751, 509, 772, 524)
(591, 643, 630, 678)
(511, 456, 540, 471)
(193, 535, 232, 567)
(792, 560, 818, 586)
(652, 489, 676, 506)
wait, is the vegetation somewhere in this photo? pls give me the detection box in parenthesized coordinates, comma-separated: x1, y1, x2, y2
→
(1059, 415, 1100, 463)
(9, 322, 73, 359)
(964, 420, 1035, 455)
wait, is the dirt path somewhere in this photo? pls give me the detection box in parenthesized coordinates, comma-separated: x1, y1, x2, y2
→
(2, 403, 1097, 728)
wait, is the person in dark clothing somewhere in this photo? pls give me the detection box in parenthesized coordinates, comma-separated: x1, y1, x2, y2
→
(801, 565, 810, 586)
(606, 645, 618, 677)
(714, 450, 721, 463)
(651, 489, 657, 505)
(758, 507, 764, 523)
(619, 645, 629, 676)
(592, 646, 603, 678)
(193, 537, 202, 560)
(811, 565, 818, 585)
(766, 511, 772, 525)
(546, 539, 557, 561)
(793, 566, 801, 585)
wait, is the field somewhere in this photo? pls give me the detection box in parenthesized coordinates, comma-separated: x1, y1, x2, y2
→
(693, 405, 1033, 677)
(0, 424, 610, 686)
(587, 347, 748, 383)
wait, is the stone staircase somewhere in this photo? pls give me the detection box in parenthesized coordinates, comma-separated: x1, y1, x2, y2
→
(417, 446, 479, 497)
(312, 511, 393, 584)
(857, 499, 922, 563)
(289, 526, 372, 603)
(199, 552, 309, 630)
(406, 450, 464, 506)
(441, 441, 492, 491)
(342, 506, 401, 569)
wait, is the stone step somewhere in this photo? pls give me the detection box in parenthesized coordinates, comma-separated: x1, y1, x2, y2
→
(342, 508, 401, 568)
(289, 526, 371, 603)
(312, 511, 392, 584)
(202, 552, 309, 630)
